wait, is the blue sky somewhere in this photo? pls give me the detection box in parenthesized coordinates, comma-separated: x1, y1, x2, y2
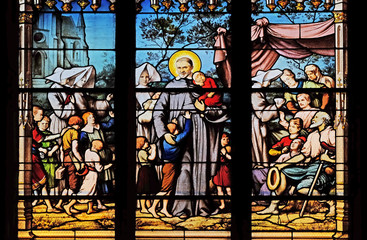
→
(55, 1, 116, 74)
(135, 10, 230, 80)
(40, 0, 335, 81)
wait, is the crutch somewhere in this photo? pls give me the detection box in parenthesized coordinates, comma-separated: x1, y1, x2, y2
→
(299, 150, 328, 217)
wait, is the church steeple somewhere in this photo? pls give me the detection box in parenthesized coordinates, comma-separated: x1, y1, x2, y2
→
(77, 12, 86, 34)
(76, 12, 89, 65)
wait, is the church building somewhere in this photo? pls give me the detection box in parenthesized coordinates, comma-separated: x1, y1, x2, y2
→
(32, 11, 89, 80)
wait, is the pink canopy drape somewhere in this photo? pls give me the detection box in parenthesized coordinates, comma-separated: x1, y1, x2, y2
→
(214, 27, 232, 88)
(251, 17, 335, 77)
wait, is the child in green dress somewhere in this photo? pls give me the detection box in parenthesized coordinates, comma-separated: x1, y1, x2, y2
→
(38, 115, 60, 194)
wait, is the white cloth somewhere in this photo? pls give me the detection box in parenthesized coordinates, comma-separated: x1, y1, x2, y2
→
(46, 66, 110, 134)
(251, 69, 283, 167)
(46, 66, 96, 88)
(135, 62, 161, 86)
(78, 149, 104, 200)
(301, 126, 335, 158)
(251, 91, 279, 167)
(252, 69, 282, 86)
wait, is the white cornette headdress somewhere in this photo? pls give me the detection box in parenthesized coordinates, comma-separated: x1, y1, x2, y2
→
(135, 62, 161, 86)
(46, 66, 96, 88)
(252, 69, 282, 85)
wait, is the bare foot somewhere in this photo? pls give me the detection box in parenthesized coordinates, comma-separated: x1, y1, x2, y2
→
(70, 208, 80, 214)
(140, 208, 149, 214)
(46, 208, 61, 213)
(63, 205, 73, 216)
(97, 204, 108, 210)
(147, 207, 160, 218)
(32, 200, 39, 207)
(87, 209, 98, 214)
(55, 205, 63, 211)
(179, 214, 188, 219)
(159, 209, 172, 218)
(256, 206, 279, 215)
(326, 204, 335, 217)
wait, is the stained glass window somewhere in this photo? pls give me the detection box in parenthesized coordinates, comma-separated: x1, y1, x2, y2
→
(250, 0, 351, 239)
(18, 1, 116, 238)
(6, 0, 361, 239)
(135, 1, 232, 238)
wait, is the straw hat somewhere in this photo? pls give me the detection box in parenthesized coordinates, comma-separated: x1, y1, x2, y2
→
(267, 167, 281, 191)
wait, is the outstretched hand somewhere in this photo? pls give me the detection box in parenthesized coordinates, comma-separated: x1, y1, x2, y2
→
(104, 163, 113, 170)
(183, 111, 191, 119)
(194, 99, 205, 112)
(320, 151, 335, 163)
(106, 93, 114, 102)
(274, 97, 285, 109)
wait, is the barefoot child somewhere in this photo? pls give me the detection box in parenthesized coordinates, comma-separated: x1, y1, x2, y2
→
(148, 111, 192, 218)
(32, 106, 62, 213)
(64, 139, 112, 214)
(136, 137, 160, 213)
(212, 132, 232, 211)
(38, 116, 60, 195)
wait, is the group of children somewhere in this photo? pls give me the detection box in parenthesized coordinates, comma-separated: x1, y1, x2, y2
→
(32, 106, 113, 215)
(136, 110, 232, 218)
(252, 117, 308, 197)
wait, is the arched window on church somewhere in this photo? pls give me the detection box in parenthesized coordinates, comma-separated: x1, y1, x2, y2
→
(73, 41, 80, 62)
(33, 51, 43, 78)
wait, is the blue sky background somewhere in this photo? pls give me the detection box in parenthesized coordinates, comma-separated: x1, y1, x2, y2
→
(135, 12, 226, 81)
(54, 0, 116, 74)
(36, 0, 335, 84)
(135, 6, 231, 81)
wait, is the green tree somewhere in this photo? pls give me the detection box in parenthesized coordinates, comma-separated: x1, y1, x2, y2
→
(137, 6, 230, 79)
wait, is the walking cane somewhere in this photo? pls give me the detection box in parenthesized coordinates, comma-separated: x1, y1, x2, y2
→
(299, 150, 328, 217)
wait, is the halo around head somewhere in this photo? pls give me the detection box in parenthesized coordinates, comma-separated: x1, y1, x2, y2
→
(168, 50, 201, 77)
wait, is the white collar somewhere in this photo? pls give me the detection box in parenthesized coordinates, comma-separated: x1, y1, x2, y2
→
(81, 123, 100, 133)
(175, 75, 193, 80)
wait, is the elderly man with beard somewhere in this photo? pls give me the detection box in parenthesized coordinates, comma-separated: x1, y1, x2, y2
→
(257, 111, 336, 216)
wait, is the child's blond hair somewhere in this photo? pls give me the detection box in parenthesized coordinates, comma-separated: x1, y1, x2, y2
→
(136, 136, 148, 150)
(91, 139, 104, 151)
